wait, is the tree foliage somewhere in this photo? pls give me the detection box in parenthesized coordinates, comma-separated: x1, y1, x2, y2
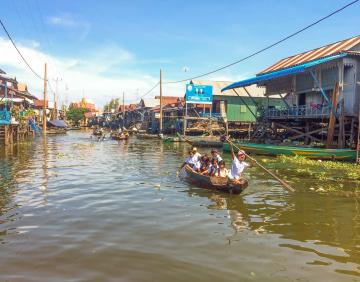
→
(103, 98, 120, 112)
(66, 107, 89, 125)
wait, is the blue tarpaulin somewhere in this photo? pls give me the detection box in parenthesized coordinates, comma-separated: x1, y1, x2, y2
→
(221, 53, 347, 92)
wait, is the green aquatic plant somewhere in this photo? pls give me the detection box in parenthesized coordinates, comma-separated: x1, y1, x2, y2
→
(276, 155, 360, 191)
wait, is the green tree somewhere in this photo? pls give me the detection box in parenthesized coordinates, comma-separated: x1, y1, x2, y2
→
(66, 107, 89, 125)
(103, 98, 120, 112)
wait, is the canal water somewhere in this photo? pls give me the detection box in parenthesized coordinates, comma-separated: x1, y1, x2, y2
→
(1, 131, 360, 281)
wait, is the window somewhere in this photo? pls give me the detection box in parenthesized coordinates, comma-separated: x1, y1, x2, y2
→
(240, 105, 247, 113)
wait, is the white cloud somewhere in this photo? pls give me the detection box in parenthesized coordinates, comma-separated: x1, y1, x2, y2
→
(47, 13, 88, 28)
(0, 37, 248, 109)
(0, 37, 183, 108)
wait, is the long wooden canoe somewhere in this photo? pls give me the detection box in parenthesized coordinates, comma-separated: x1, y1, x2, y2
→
(174, 133, 223, 147)
(136, 133, 163, 139)
(181, 165, 248, 194)
(223, 142, 357, 161)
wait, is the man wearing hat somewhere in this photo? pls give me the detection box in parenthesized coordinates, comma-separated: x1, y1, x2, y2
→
(228, 142, 249, 181)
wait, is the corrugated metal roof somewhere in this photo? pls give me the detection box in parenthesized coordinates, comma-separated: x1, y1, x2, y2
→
(141, 98, 159, 108)
(190, 80, 265, 97)
(222, 54, 346, 92)
(259, 35, 360, 75)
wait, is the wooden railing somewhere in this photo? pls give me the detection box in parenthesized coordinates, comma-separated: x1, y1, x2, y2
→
(265, 105, 330, 119)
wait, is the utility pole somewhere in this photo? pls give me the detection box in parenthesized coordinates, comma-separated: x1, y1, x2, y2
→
(122, 91, 125, 128)
(53, 77, 62, 119)
(159, 69, 163, 134)
(43, 63, 47, 135)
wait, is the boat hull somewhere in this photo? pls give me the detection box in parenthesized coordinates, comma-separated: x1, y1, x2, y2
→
(136, 133, 162, 139)
(223, 142, 356, 161)
(110, 134, 129, 140)
(181, 165, 248, 194)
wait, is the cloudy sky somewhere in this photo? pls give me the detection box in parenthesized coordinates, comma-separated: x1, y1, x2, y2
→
(0, 0, 359, 107)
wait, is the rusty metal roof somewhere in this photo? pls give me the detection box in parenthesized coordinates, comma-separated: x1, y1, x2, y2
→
(259, 35, 360, 75)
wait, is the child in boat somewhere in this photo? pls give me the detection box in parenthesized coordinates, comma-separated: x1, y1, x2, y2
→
(228, 141, 249, 182)
(200, 155, 211, 174)
(181, 150, 195, 169)
(215, 160, 229, 178)
(211, 149, 223, 163)
(191, 147, 202, 162)
(207, 158, 219, 176)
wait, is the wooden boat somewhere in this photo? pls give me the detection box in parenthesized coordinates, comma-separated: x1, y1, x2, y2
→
(92, 129, 104, 136)
(163, 136, 185, 143)
(46, 128, 67, 135)
(136, 133, 163, 139)
(181, 165, 248, 194)
(175, 133, 223, 147)
(110, 132, 129, 140)
(223, 142, 357, 161)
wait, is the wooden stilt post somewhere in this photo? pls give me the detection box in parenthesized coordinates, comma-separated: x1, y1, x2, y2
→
(356, 102, 360, 163)
(338, 99, 345, 148)
(43, 63, 47, 135)
(326, 83, 339, 149)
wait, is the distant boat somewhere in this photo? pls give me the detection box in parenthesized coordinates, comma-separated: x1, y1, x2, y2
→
(175, 133, 223, 147)
(223, 142, 357, 161)
(46, 120, 68, 134)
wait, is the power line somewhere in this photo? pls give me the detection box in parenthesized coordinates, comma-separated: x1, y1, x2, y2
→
(141, 81, 160, 98)
(0, 18, 44, 80)
(165, 0, 359, 84)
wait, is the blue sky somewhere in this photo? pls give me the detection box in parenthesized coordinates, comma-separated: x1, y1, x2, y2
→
(0, 0, 359, 106)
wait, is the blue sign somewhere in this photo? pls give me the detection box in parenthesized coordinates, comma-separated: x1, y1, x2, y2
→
(185, 84, 213, 104)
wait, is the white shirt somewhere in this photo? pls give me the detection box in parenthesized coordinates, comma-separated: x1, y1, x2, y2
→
(216, 168, 229, 177)
(192, 152, 201, 163)
(185, 156, 192, 164)
(231, 158, 249, 178)
(213, 154, 222, 162)
(193, 161, 201, 170)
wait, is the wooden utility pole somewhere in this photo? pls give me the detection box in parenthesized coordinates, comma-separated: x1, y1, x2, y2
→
(53, 77, 62, 120)
(122, 91, 125, 127)
(159, 69, 163, 133)
(43, 63, 47, 135)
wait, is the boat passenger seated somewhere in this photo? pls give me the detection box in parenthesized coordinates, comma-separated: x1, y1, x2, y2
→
(207, 158, 219, 176)
(211, 149, 222, 163)
(181, 150, 196, 169)
(215, 160, 229, 178)
(191, 147, 202, 162)
(199, 155, 211, 174)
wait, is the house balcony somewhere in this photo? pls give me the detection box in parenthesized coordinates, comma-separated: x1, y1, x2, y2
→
(265, 104, 331, 120)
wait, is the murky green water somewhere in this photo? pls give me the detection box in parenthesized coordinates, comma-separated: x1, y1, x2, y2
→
(1, 131, 360, 281)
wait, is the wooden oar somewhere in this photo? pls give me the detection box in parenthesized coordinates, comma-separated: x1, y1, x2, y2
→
(222, 116, 295, 192)
(176, 132, 194, 146)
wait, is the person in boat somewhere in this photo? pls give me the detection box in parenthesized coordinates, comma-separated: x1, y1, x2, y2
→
(191, 147, 201, 163)
(215, 160, 229, 178)
(207, 158, 219, 176)
(211, 149, 222, 163)
(199, 155, 211, 174)
(228, 141, 249, 182)
(181, 150, 196, 169)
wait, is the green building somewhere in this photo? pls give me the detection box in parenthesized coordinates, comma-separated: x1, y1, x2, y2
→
(191, 80, 284, 122)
